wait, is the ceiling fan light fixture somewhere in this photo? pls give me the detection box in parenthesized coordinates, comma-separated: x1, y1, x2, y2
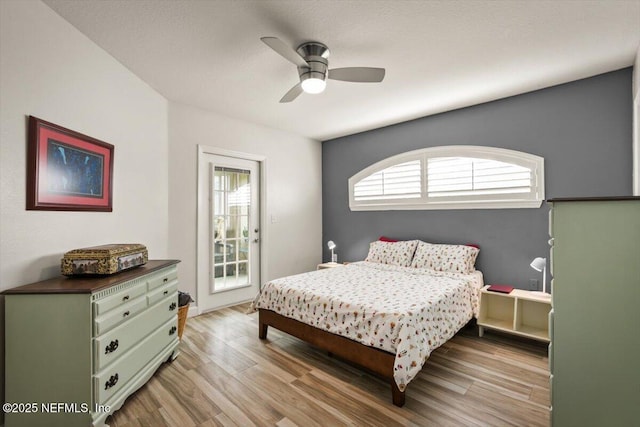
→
(301, 77, 326, 94)
(261, 37, 385, 102)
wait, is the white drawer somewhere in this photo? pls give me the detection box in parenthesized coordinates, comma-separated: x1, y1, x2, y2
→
(94, 280, 147, 317)
(148, 279, 178, 306)
(94, 296, 147, 336)
(94, 292, 178, 371)
(94, 317, 178, 404)
(147, 267, 178, 291)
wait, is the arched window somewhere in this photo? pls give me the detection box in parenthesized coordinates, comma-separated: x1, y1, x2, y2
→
(349, 146, 544, 210)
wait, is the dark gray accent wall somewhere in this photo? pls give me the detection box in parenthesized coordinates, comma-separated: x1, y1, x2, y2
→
(322, 68, 633, 290)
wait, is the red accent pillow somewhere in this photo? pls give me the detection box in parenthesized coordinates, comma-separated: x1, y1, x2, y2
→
(465, 243, 480, 249)
(378, 236, 398, 242)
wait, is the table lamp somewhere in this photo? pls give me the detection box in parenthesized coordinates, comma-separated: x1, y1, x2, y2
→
(327, 240, 337, 263)
(530, 257, 550, 297)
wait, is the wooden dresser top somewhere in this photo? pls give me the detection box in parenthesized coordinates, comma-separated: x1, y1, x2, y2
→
(3, 259, 180, 295)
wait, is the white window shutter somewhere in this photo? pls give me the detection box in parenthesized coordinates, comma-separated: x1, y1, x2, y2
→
(349, 146, 544, 210)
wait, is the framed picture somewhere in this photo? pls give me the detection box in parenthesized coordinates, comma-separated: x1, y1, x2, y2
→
(27, 116, 114, 211)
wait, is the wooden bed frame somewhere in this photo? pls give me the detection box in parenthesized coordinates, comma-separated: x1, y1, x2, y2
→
(258, 308, 405, 406)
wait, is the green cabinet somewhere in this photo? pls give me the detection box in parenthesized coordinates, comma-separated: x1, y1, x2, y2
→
(4, 260, 181, 427)
(549, 198, 640, 426)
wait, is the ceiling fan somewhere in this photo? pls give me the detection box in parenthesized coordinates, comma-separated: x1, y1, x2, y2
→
(261, 37, 386, 103)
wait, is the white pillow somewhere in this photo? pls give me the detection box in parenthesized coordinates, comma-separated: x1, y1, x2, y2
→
(411, 241, 479, 274)
(365, 240, 418, 267)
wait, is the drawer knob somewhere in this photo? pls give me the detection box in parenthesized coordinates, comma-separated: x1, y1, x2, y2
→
(123, 311, 130, 318)
(105, 373, 119, 390)
(163, 290, 169, 295)
(169, 326, 177, 335)
(122, 295, 130, 302)
(169, 302, 177, 311)
(105, 339, 119, 354)
(163, 278, 168, 283)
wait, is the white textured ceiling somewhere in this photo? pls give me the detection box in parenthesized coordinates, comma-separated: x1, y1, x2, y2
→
(43, 0, 640, 141)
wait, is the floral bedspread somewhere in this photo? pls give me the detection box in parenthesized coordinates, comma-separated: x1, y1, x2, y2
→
(252, 261, 481, 391)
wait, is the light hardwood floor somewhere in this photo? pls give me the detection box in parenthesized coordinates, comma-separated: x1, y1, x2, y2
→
(107, 303, 550, 426)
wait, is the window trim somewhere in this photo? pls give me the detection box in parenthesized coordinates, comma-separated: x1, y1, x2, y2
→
(349, 145, 545, 211)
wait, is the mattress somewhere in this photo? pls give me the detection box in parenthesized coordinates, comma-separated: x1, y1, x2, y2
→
(252, 261, 483, 391)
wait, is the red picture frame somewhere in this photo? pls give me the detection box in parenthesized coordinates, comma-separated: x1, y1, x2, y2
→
(27, 116, 114, 211)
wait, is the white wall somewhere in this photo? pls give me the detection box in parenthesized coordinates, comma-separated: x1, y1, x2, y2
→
(0, 0, 170, 286)
(168, 102, 322, 305)
(0, 0, 169, 418)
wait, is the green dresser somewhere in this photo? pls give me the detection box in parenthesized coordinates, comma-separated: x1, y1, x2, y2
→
(3, 259, 181, 427)
(549, 198, 640, 426)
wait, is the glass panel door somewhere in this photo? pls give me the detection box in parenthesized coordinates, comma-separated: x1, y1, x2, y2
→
(198, 148, 261, 312)
(211, 166, 251, 292)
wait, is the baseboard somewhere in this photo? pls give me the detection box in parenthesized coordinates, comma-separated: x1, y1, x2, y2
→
(197, 298, 254, 315)
(187, 305, 198, 318)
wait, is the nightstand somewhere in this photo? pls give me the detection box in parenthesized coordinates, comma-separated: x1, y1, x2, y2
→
(317, 262, 345, 270)
(477, 285, 551, 342)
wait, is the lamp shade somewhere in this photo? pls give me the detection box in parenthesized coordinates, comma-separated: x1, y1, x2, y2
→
(529, 257, 549, 296)
(530, 257, 546, 272)
(327, 240, 336, 250)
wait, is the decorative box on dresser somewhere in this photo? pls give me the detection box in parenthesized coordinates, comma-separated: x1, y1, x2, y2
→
(3, 259, 181, 427)
(548, 198, 640, 426)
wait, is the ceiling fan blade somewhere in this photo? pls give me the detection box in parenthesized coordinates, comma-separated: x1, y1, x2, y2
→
(328, 67, 385, 83)
(261, 37, 308, 68)
(280, 83, 303, 103)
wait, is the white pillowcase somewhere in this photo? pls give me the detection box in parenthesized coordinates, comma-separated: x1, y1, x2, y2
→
(410, 241, 479, 274)
(365, 240, 419, 267)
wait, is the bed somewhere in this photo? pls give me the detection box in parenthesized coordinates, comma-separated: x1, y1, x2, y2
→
(252, 240, 482, 406)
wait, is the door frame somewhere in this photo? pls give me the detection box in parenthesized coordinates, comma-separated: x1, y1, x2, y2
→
(196, 144, 268, 314)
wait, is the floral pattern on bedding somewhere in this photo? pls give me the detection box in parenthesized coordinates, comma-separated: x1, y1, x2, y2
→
(252, 261, 480, 391)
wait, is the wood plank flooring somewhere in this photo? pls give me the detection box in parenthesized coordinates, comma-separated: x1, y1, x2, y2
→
(107, 303, 550, 426)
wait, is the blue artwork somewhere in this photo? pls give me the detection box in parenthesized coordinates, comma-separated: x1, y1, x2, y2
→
(47, 139, 104, 198)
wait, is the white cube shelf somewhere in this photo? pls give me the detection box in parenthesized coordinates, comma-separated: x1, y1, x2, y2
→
(477, 286, 551, 342)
